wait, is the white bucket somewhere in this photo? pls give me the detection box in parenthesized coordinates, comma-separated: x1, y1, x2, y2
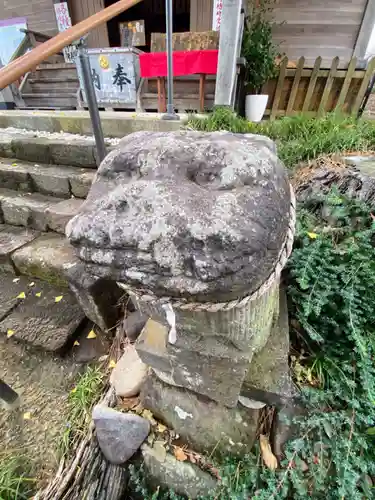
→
(245, 94, 269, 122)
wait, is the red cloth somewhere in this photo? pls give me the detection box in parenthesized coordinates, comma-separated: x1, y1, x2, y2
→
(140, 50, 219, 78)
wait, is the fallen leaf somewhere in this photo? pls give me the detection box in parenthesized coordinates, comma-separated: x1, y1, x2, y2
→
(259, 434, 278, 470)
(87, 330, 97, 339)
(73, 340, 80, 346)
(16, 292, 26, 299)
(12, 278, 20, 283)
(120, 396, 140, 411)
(300, 459, 309, 472)
(35, 292, 42, 298)
(7, 329, 15, 338)
(142, 409, 157, 425)
(108, 359, 117, 369)
(71, 387, 77, 394)
(156, 423, 167, 434)
(307, 232, 318, 239)
(23, 412, 31, 420)
(12, 163, 18, 167)
(55, 295, 63, 303)
(28, 282, 35, 287)
(174, 447, 188, 462)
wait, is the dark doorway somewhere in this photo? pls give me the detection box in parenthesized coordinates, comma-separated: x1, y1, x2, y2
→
(105, 0, 190, 51)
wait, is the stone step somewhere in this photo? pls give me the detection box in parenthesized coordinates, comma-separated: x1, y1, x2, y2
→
(0, 188, 82, 234)
(0, 273, 85, 352)
(0, 128, 103, 168)
(10, 231, 79, 288)
(0, 158, 95, 199)
(0, 109, 184, 138)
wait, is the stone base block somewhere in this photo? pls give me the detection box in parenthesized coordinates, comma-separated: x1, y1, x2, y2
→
(136, 319, 249, 407)
(240, 290, 298, 408)
(142, 443, 217, 499)
(0, 225, 39, 273)
(140, 374, 260, 457)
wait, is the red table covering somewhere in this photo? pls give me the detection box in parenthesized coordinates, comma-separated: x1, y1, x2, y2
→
(139, 50, 219, 78)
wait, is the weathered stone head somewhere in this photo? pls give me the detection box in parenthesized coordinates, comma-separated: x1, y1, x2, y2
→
(66, 131, 291, 301)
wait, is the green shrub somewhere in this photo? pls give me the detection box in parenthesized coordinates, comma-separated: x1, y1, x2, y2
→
(188, 108, 375, 168)
(0, 454, 34, 500)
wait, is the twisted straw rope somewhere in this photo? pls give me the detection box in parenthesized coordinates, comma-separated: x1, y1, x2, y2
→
(118, 184, 296, 312)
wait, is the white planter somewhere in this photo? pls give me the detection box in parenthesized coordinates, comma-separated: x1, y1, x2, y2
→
(245, 94, 269, 122)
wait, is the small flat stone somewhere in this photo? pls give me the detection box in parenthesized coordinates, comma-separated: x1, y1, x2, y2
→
(46, 198, 83, 234)
(93, 404, 150, 464)
(69, 169, 96, 198)
(0, 225, 39, 273)
(142, 443, 217, 499)
(110, 344, 148, 397)
(11, 233, 79, 288)
(0, 279, 85, 351)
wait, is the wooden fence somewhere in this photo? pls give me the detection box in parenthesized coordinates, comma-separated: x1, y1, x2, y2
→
(262, 56, 375, 119)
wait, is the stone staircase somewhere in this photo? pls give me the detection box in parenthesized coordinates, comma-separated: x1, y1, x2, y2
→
(0, 128, 102, 354)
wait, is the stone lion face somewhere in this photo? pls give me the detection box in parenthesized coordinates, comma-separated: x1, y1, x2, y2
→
(67, 131, 291, 300)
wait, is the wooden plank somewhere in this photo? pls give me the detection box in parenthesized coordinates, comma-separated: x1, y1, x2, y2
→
(318, 56, 340, 116)
(352, 0, 375, 61)
(199, 74, 206, 112)
(285, 68, 367, 78)
(335, 57, 358, 110)
(351, 58, 375, 115)
(302, 56, 322, 112)
(286, 56, 305, 115)
(190, 0, 214, 31)
(270, 57, 288, 120)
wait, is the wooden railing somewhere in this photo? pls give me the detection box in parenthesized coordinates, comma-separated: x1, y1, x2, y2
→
(0, 0, 142, 90)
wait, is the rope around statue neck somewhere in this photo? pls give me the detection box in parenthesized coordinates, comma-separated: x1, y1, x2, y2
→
(117, 184, 296, 312)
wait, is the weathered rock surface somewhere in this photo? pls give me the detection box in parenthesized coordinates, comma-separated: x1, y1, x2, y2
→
(45, 198, 83, 234)
(140, 374, 259, 457)
(110, 344, 148, 397)
(142, 443, 217, 499)
(241, 290, 298, 407)
(67, 131, 291, 301)
(93, 405, 150, 464)
(122, 310, 149, 342)
(136, 319, 249, 407)
(0, 225, 39, 273)
(0, 279, 85, 351)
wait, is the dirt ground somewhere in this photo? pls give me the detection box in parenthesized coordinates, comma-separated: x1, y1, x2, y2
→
(0, 337, 81, 486)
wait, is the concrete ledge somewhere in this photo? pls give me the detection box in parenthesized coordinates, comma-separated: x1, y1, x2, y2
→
(0, 110, 186, 138)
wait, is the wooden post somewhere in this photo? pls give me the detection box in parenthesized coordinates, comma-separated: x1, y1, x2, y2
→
(199, 73, 206, 112)
(214, 0, 243, 107)
(352, 0, 375, 66)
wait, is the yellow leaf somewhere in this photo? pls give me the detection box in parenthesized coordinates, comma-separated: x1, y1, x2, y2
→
(35, 292, 42, 298)
(55, 295, 63, 303)
(307, 232, 318, 239)
(73, 340, 80, 346)
(173, 447, 188, 462)
(7, 329, 15, 338)
(142, 409, 157, 425)
(71, 387, 77, 394)
(259, 434, 278, 470)
(12, 278, 20, 283)
(23, 412, 31, 420)
(28, 282, 35, 287)
(157, 423, 167, 433)
(108, 359, 117, 369)
(16, 292, 26, 299)
(12, 163, 18, 167)
(87, 330, 97, 339)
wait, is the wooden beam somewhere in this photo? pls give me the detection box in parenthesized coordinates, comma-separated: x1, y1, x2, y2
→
(214, 0, 243, 107)
(352, 0, 375, 64)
